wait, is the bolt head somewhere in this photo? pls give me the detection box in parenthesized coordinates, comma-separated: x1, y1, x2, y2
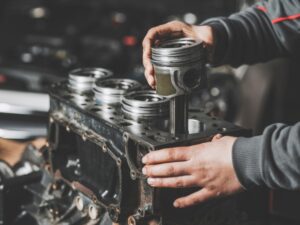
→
(75, 196, 84, 211)
(88, 204, 100, 220)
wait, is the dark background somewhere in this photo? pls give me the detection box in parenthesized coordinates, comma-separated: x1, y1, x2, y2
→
(0, 0, 240, 90)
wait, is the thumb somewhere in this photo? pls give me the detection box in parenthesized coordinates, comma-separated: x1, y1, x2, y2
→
(173, 188, 216, 208)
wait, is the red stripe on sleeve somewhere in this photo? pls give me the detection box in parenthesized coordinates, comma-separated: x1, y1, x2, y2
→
(257, 5, 268, 13)
(272, 13, 300, 24)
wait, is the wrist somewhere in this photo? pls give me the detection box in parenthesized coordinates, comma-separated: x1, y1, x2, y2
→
(192, 25, 214, 46)
(192, 25, 214, 62)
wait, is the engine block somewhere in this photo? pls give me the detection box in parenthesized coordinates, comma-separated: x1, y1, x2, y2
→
(12, 68, 268, 225)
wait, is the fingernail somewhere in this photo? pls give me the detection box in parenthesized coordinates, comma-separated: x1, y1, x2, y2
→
(147, 178, 154, 185)
(142, 156, 148, 164)
(173, 201, 179, 208)
(142, 167, 147, 175)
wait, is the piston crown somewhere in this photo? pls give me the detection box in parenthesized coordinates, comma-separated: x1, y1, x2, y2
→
(121, 90, 169, 121)
(151, 38, 206, 67)
(69, 68, 113, 83)
(93, 78, 142, 105)
(68, 67, 113, 93)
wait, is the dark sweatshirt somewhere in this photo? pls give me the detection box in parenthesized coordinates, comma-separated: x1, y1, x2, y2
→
(203, 0, 300, 190)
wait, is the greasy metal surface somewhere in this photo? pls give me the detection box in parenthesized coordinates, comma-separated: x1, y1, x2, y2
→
(94, 78, 142, 105)
(4, 73, 268, 225)
(169, 95, 188, 135)
(68, 68, 113, 94)
(151, 38, 205, 67)
(121, 90, 169, 122)
(35, 79, 260, 225)
(50, 82, 245, 147)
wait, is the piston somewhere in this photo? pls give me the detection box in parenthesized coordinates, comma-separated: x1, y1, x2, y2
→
(151, 38, 207, 96)
(121, 90, 169, 122)
(93, 78, 142, 105)
(151, 38, 207, 134)
(68, 68, 113, 94)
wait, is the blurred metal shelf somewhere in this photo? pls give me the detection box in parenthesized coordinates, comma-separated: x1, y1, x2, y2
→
(0, 90, 49, 115)
(0, 90, 49, 140)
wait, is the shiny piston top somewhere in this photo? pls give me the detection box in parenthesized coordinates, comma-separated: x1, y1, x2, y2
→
(121, 90, 169, 121)
(68, 68, 113, 93)
(151, 38, 206, 67)
(93, 78, 142, 105)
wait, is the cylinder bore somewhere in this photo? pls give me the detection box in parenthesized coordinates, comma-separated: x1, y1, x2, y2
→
(93, 78, 142, 105)
(68, 68, 113, 93)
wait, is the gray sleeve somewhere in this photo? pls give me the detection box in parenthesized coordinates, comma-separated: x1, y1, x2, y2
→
(202, 0, 300, 67)
(232, 122, 300, 190)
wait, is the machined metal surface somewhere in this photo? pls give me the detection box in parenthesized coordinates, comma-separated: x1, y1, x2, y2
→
(169, 95, 188, 134)
(7, 68, 267, 225)
(32, 79, 266, 225)
(151, 38, 207, 96)
(68, 68, 113, 93)
(94, 78, 142, 105)
(121, 90, 169, 121)
(151, 38, 206, 67)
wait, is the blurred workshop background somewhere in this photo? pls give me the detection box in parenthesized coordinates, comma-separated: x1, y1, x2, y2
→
(0, 0, 247, 141)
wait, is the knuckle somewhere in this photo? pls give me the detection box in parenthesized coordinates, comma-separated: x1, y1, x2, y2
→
(172, 150, 180, 160)
(175, 179, 184, 188)
(208, 184, 217, 192)
(170, 20, 180, 25)
(167, 165, 175, 175)
(167, 150, 174, 160)
(148, 27, 156, 34)
(201, 172, 207, 181)
(176, 20, 185, 27)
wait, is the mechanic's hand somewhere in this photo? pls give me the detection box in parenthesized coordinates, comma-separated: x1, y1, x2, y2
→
(142, 135, 243, 208)
(142, 20, 214, 88)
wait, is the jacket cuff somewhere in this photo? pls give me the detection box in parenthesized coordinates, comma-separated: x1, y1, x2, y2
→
(232, 136, 264, 189)
(201, 19, 229, 65)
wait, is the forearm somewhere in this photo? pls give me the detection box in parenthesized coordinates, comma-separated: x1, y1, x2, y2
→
(232, 122, 300, 190)
(203, 0, 300, 67)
